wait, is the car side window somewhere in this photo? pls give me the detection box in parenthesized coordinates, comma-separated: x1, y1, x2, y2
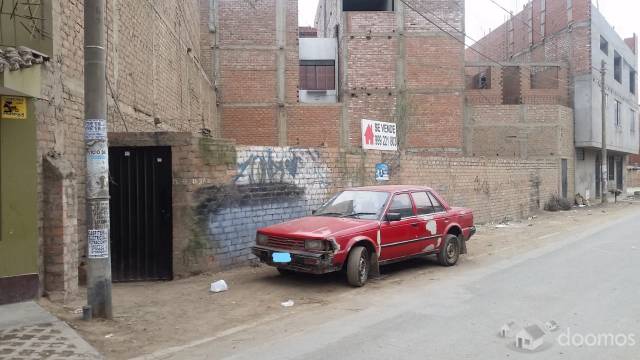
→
(388, 194, 415, 219)
(427, 192, 445, 213)
(412, 192, 435, 215)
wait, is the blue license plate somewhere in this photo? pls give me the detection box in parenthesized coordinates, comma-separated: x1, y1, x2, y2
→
(272, 252, 292, 263)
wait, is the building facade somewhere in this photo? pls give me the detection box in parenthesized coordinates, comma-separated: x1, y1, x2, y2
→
(0, 0, 575, 304)
(467, 0, 639, 200)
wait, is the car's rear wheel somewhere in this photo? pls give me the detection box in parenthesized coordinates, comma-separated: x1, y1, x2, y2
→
(437, 234, 460, 266)
(346, 246, 370, 287)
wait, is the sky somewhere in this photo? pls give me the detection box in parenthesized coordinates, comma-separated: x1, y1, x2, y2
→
(298, 0, 639, 47)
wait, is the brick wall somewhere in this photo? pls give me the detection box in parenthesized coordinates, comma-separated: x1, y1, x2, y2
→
(628, 168, 640, 188)
(35, 0, 218, 292)
(466, 64, 569, 106)
(115, 135, 560, 275)
(341, 3, 465, 152)
(466, 0, 592, 78)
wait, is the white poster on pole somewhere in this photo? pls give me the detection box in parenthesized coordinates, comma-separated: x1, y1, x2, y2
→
(361, 119, 398, 151)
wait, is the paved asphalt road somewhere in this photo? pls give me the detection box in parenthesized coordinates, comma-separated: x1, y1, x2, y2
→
(162, 209, 640, 360)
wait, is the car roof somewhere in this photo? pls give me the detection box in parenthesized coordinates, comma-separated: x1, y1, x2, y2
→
(345, 185, 434, 193)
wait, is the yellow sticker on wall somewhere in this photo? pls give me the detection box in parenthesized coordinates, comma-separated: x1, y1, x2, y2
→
(1, 96, 27, 120)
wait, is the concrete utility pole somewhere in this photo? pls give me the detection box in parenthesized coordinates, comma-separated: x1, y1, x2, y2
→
(601, 60, 608, 204)
(84, 0, 113, 319)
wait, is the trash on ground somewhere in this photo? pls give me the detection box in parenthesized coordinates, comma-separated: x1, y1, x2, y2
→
(495, 224, 509, 228)
(210, 280, 229, 293)
(281, 300, 295, 307)
(105, 334, 114, 338)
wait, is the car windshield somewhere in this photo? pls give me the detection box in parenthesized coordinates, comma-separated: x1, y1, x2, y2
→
(314, 191, 389, 220)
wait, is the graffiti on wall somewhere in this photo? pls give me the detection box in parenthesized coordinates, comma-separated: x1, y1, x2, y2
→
(235, 147, 330, 188)
(188, 147, 333, 269)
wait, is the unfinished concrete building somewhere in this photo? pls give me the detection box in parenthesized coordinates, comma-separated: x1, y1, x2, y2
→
(467, 0, 639, 200)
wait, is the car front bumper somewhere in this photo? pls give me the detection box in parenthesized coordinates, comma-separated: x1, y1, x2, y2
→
(468, 226, 477, 239)
(251, 246, 340, 274)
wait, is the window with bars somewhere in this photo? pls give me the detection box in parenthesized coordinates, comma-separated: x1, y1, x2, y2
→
(614, 51, 622, 83)
(608, 156, 615, 181)
(299, 60, 336, 91)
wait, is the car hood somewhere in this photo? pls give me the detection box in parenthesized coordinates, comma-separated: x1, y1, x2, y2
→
(259, 216, 379, 239)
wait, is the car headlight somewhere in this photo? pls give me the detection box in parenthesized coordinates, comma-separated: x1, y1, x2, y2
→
(256, 233, 269, 245)
(305, 239, 326, 251)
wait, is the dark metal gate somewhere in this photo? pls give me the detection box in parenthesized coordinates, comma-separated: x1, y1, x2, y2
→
(109, 147, 172, 282)
(561, 159, 569, 199)
(616, 157, 624, 190)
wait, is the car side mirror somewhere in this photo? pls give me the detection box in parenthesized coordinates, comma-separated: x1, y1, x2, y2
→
(386, 212, 402, 222)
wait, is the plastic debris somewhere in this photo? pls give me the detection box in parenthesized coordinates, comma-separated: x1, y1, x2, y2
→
(105, 334, 114, 338)
(281, 300, 295, 307)
(210, 280, 228, 293)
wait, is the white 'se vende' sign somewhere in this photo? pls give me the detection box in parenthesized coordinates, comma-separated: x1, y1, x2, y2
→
(361, 119, 398, 151)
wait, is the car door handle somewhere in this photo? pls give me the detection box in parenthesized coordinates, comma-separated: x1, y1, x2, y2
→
(411, 223, 419, 227)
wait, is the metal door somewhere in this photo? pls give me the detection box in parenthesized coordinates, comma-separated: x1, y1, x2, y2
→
(616, 157, 624, 190)
(109, 147, 172, 282)
(595, 155, 602, 198)
(561, 159, 568, 198)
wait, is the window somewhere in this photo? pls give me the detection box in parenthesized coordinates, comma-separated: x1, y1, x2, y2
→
(614, 51, 622, 83)
(615, 101, 622, 127)
(299, 60, 335, 91)
(632, 109, 637, 133)
(608, 156, 615, 181)
(630, 70, 636, 95)
(388, 194, 415, 219)
(343, 0, 393, 11)
(427, 192, 445, 213)
(412, 192, 435, 215)
(576, 148, 585, 161)
(315, 191, 389, 219)
(600, 36, 609, 55)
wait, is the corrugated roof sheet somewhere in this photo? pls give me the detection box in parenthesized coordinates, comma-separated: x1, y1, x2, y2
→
(0, 46, 50, 73)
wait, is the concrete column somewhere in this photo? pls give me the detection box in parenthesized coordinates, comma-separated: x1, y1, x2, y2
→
(209, 0, 222, 136)
(276, 0, 287, 146)
(395, 2, 408, 148)
(339, 11, 350, 149)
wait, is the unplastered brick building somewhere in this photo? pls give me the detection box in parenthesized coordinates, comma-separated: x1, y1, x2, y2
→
(1, 0, 575, 304)
(467, 0, 639, 200)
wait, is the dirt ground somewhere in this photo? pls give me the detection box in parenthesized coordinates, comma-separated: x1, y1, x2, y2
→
(41, 201, 640, 359)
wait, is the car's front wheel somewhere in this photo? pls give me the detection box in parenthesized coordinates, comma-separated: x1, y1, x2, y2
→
(437, 234, 460, 266)
(346, 246, 370, 287)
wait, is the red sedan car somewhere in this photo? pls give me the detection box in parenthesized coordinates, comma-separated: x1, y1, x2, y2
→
(252, 186, 476, 286)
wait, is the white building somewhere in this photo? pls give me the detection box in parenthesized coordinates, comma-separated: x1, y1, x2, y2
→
(515, 324, 546, 351)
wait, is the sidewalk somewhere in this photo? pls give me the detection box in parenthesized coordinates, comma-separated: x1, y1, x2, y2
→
(0, 301, 101, 359)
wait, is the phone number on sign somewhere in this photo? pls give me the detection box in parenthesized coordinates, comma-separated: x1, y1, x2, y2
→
(375, 134, 397, 147)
